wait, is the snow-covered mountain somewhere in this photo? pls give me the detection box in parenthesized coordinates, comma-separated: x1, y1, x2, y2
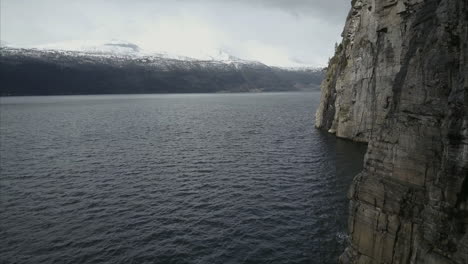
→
(37, 40, 142, 55)
(0, 41, 324, 96)
(6, 39, 321, 70)
(32, 39, 259, 65)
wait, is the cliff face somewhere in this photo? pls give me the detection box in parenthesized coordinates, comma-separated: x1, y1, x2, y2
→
(316, 0, 468, 263)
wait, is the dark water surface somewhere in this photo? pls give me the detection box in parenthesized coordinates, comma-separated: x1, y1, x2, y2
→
(0, 92, 366, 264)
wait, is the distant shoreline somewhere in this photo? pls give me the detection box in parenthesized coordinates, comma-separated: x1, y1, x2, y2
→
(0, 90, 321, 98)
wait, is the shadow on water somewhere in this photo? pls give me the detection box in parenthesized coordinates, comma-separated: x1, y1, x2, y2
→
(312, 130, 367, 263)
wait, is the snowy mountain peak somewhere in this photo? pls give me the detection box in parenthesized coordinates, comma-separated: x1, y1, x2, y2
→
(35, 39, 142, 56)
(28, 39, 263, 66)
(103, 41, 140, 53)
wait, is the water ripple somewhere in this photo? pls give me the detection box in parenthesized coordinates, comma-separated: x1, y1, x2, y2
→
(0, 92, 366, 264)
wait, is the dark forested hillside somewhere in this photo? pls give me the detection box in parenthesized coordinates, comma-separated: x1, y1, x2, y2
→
(0, 48, 323, 96)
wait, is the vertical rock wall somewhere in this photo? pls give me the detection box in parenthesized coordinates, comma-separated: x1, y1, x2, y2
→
(316, 0, 468, 263)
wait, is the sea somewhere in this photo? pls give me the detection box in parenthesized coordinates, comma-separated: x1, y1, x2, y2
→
(0, 92, 367, 264)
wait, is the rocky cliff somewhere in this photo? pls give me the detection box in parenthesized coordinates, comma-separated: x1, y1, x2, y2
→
(315, 0, 468, 263)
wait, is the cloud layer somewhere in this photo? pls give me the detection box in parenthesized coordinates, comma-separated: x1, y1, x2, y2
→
(1, 0, 351, 66)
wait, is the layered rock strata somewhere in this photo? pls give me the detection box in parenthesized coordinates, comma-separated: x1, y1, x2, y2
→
(316, 0, 468, 263)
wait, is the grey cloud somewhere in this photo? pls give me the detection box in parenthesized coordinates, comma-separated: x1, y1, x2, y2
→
(184, 0, 351, 22)
(1, 0, 351, 66)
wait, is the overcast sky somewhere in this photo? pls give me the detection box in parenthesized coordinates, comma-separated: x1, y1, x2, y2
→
(1, 0, 351, 67)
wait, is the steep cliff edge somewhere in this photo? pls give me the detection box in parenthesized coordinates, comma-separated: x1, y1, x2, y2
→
(315, 0, 468, 263)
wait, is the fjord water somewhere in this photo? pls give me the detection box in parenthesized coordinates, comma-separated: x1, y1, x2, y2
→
(0, 92, 366, 264)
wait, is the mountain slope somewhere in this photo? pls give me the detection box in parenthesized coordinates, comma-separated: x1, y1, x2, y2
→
(0, 45, 323, 96)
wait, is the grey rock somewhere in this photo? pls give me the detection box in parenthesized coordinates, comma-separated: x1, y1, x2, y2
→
(316, 0, 468, 263)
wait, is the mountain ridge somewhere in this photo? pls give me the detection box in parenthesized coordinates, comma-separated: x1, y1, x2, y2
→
(6, 39, 321, 69)
(0, 45, 324, 96)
